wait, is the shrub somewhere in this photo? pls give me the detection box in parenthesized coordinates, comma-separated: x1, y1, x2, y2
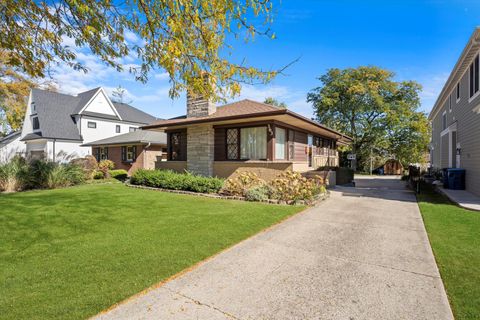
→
(45, 163, 85, 189)
(28, 159, 56, 188)
(131, 169, 224, 193)
(221, 171, 266, 196)
(245, 185, 271, 202)
(98, 160, 115, 178)
(109, 169, 128, 181)
(270, 171, 325, 204)
(70, 155, 98, 180)
(0, 156, 29, 192)
(93, 170, 105, 179)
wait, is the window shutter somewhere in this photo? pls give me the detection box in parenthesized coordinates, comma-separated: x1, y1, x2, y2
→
(121, 146, 126, 161)
(132, 146, 137, 161)
(105, 147, 109, 159)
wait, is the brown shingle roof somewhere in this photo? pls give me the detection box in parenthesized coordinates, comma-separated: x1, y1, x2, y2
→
(145, 99, 280, 127)
(143, 99, 352, 143)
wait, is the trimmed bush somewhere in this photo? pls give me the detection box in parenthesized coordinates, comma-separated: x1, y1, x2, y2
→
(131, 169, 224, 193)
(109, 169, 128, 181)
(70, 155, 98, 180)
(245, 185, 271, 202)
(270, 171, 325, 204)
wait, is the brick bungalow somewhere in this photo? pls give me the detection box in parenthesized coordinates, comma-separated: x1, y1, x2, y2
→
(82, 130, 167, 175)
(143, 94, 352, 183)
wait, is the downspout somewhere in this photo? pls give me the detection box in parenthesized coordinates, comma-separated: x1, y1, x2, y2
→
(144, 142, 151, 169)
(53, 138, 56, 162)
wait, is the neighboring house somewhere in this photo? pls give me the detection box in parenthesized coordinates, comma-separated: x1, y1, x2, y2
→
(0, 131, 24, 163)
(429, 27, 480, 195)
(143, 93, 352, 181)
(82, 130, 167, 175)
(19, 87, 159, 161)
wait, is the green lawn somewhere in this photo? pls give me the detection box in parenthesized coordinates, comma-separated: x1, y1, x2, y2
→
(417, 188, 480, 320)
(0, 184, 303, 320)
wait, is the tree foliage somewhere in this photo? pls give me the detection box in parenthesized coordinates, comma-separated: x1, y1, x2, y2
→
(264, 97, 287, 109)
(0, 0, 285, 100)
(0, 50, 36, 133)
(307, 66, 430, 171)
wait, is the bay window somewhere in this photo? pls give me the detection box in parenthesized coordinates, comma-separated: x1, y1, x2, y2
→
(240, 127, 267, 160)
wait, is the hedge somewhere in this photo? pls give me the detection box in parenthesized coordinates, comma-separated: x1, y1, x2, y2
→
(109, 169, 128, 181)
(130, 169, 224, 193)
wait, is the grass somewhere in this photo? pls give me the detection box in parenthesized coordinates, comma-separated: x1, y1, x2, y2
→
(0, 184, 303, 320)
(417, 186, 480, 320)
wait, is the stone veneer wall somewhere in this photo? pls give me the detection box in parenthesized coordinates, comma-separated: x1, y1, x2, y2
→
(186, 93, 216, 118)
(187, 124, 215, 176)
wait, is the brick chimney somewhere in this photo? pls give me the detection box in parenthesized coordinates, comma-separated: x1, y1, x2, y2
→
(186, 74, 216, 118)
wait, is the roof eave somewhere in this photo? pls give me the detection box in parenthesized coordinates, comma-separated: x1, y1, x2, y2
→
(429, 27, 480, 120)
(142, 109, 352, 142)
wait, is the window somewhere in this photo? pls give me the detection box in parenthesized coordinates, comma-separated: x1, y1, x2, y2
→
(288, 130, 295, 160)
(275, 127, 286, 160)
(95, 147, 108, 162)
(442, 111, 447, 130)
(240, 127, 267, 160)
(121, 145, 136, 162)
(87, 121, 97, 129)
(129, 127, 136, 132)
(116, 125, 121, 133)
(170, 132, 182, 160)
(470, 54, 479, 99)
(32, 117, 40, 130)
(226, 128, 239, 160)
(31, 102, 36, 113)
(456, 82, 461, 101)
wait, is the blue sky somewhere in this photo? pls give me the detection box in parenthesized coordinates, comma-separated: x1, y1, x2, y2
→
(53, 0, 480, 119)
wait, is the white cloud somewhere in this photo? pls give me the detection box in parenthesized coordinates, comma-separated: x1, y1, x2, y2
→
(154, 72, 170, 80)
(417, 73, 449, 113)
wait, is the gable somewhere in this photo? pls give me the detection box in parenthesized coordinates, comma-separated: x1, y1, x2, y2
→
(83, 90, 118, 117)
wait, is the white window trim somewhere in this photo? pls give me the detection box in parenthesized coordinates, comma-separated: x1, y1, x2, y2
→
(87, 121, 97, 129)
(441, 110, 447, 132)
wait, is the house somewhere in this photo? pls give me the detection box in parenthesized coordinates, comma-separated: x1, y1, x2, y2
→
(143, 92, 352, 182)
(82, 130, 167, 175)
(19, 87, 160, 161)
(0, 131, 24, 163)
(429, 27, 480, 195)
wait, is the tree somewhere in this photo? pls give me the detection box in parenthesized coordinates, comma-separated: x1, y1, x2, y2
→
(307, 66, 429, 171)
(264, 97, 287, 109)
(111, 85, 133, 105)
(0, 0, 286, 100)
(0, 50, 36, 133)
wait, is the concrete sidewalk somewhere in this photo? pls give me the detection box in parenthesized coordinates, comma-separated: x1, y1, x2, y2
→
(93, 176, 453, 320)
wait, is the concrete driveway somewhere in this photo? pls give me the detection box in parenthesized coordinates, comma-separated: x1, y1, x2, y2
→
(94, 176, 453, 320)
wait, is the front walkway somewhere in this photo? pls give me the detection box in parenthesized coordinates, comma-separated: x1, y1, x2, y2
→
(437, 186, 480, 211)
(93, 176, 453, 320)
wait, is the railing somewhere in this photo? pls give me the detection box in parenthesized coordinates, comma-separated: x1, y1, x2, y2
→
(313, 154, 338, 168)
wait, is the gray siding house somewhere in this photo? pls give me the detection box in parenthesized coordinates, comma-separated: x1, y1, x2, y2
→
(429, 27, 480, 196)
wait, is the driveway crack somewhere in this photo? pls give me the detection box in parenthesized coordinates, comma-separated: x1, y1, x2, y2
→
(163, 287, 242, 320)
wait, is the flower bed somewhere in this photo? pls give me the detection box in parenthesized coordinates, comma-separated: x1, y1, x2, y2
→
(130, 170, 328, 206)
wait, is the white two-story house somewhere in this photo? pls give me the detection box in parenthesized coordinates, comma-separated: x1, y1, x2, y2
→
(18, 87, 158, 161)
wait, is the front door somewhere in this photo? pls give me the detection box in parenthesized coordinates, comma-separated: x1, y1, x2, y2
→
(307, 134, 313, 167)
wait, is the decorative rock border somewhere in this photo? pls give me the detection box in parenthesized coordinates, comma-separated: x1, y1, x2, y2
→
(126, 183, 329, 206)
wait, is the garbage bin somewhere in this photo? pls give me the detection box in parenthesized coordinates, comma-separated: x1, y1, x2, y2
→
(442, 168, 449, 188)
(447, 168, 466, 190)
